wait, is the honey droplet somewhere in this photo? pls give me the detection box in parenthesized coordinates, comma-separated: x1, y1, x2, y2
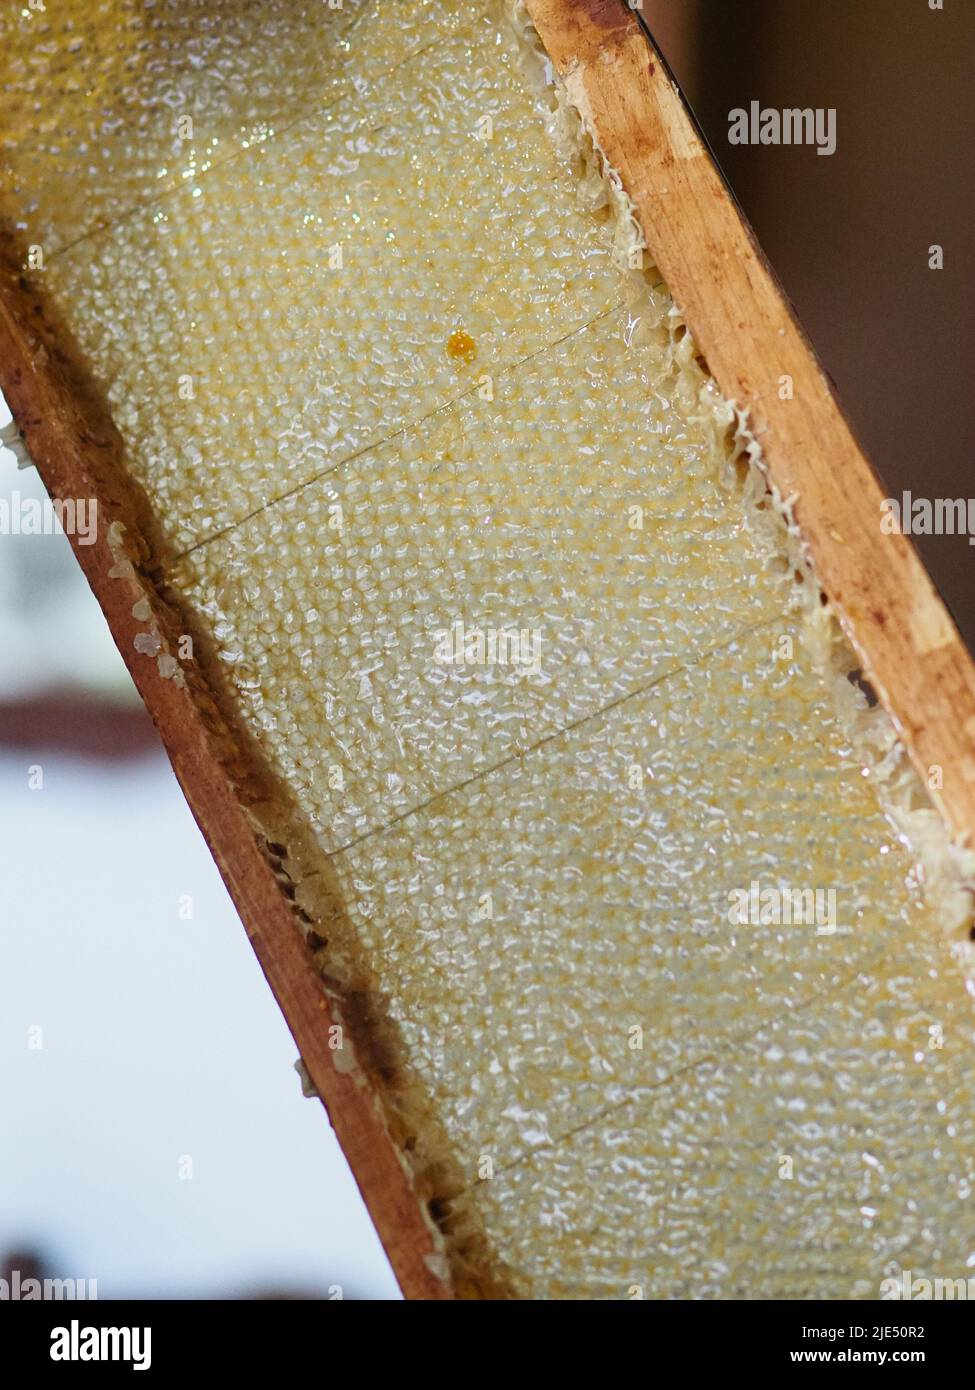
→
(446, 329, 477, 363)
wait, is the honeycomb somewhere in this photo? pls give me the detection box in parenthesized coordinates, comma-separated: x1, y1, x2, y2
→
(0, 0, 466, 255)
(4, 0, 975, 1298)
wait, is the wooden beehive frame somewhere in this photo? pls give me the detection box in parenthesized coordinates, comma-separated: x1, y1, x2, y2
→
(2, 0, 973, 1299)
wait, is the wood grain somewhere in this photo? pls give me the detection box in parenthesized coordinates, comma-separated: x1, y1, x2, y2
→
(525, 0, 975, 847)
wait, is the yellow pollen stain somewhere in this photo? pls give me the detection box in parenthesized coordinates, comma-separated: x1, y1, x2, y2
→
(446, 329, 477, 363)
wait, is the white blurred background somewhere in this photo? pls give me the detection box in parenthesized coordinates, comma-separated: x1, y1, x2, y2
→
(0, 394, 398, 1299)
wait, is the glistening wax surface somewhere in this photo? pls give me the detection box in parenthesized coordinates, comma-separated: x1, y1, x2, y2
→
(3, 0, 974, 1297)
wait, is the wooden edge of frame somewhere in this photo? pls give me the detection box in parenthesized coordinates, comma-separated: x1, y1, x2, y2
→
(0, 266, 452, 1301)
(525, 0, 975, 848)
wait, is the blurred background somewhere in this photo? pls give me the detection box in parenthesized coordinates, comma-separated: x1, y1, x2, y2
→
(1, 0, 971, 1299)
